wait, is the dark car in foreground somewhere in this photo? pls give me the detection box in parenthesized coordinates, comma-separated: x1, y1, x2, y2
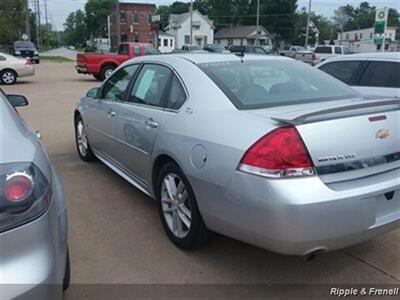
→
(0, 89, 69, 299)
(74, 54, 400, 258)
(12, 41, 40, 64)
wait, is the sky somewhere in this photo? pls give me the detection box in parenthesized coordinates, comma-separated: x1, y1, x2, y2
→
(38, 0, 400, 31)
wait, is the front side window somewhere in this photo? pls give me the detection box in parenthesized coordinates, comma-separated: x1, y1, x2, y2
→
(358, 61, 400, 88)
(129, 64, 171, 107)
(319, 61, 362, 84)
(102, 65, 139, 101)
(167, 76, 186, 109)
(199, 60, 359, 109)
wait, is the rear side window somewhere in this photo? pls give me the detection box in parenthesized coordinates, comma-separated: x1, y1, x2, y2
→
(199, 60, 358, 109)
(166, 76, 186, 110)
(315, 47, 331, 54)
(358, 61, 400, 88)
(129, 64, 171, 107)
(319, 61, 362, 84)
(334, 47, 341, 54)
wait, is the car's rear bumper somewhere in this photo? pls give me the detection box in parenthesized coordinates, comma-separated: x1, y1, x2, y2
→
(75, 65, 88, 74)
(194, 168, 400, 256)
(0, 168, 68, 300)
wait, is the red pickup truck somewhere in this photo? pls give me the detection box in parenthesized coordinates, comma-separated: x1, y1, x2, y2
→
(76, 42, 160, 81)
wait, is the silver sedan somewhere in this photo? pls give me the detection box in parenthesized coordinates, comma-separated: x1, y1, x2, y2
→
(0, 89, 69, 299)
(74, 54, 400, 257)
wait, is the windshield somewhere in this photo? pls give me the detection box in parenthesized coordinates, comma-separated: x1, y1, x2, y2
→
(14, 41, 35, 49)
(295, 46, 306, 51)
(199, 60, 360, 109)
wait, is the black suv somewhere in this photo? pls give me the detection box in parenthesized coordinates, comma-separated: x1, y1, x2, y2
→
(12, 41, 40, 64)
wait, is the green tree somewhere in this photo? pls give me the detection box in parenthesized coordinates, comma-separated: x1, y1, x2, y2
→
(85, 0, 117, 40)
(64, 10, 87, 47)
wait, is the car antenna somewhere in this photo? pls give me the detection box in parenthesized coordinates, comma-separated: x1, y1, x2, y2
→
(235, 51, 245, 63)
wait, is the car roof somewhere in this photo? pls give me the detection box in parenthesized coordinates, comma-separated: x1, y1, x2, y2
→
(320, 52, 400, 64)
(136, 53, 291, 65)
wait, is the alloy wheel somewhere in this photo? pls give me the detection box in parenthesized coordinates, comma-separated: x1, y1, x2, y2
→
(161, 173, 192, 238)
(76, 120, 88, 157)
(2, 71, 15, 84)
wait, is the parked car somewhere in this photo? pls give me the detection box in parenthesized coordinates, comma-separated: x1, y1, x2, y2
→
(74, 54, 400, 257)
(203, 44, 230, 53)
(279, 45, 314, 64)
(228, 45, 269, 55)
(0, 52, 34, 85)
(11, 41, 40, 64)
(313, 45, 352, 64)
(317, 52, 400, 98)
(0, 88, 69, 299)
(177, 45, 208, 53)
(76, 42, 160, 81)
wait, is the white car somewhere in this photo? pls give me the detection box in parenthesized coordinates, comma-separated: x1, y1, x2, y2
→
(317, 52, 400, 98)
(0, 52, 35, 85)
(313, 45, 352, 64)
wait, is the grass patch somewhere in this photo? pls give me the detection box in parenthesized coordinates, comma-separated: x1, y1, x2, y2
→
(41, 56, 74, 63)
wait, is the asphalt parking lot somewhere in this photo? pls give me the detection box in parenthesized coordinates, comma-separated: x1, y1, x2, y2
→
(3, 62, 400, 291)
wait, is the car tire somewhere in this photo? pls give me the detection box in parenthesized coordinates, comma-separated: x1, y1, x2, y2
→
(156, 162, 210, 250)
(93, 73, 102, 81)
(63, 247, 70, 291)
(100, 64, 116, 81)
(75, 115, 96, 162)
(0, 69, 17, 85)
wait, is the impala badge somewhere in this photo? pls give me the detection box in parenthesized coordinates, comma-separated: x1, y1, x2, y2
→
(376, 129, 391, 139)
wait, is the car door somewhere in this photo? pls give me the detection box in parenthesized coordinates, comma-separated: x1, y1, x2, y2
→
(352, 61, 400, 98)
(85, 64, 139, 160)
(113, 64, 185, 183)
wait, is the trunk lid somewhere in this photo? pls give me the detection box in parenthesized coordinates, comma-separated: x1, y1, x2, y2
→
(248, 98, 400, 183)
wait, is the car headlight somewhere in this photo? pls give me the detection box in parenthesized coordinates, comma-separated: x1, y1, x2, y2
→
(15, 50, 21, 55)
(0, 162, 51, 233)
(34, 51, 38, 55)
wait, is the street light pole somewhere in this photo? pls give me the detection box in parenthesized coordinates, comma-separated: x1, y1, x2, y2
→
(305, 0, 312, 49)
(256, 0, 260, 26)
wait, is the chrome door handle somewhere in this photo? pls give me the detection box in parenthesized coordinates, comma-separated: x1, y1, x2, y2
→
(145, 119, 158, 128)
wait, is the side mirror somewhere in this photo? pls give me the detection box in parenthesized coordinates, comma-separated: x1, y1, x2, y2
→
(86, 87, 100, 98)
(7, 94, 29, 107)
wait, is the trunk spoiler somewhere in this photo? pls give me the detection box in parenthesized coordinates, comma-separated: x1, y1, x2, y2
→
(271, 99, 400, 125)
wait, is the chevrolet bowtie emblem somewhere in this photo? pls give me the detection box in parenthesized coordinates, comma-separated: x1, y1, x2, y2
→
(376, 129, 391, 139)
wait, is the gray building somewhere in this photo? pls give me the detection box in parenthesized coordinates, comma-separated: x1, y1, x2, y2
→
(214, 25, 273, 47)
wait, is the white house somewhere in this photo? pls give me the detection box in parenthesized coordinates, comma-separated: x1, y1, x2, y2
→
(214, 25, 273, 47)
(165, 10, 215, 49)
(158, 31, 175, 53)
(337, 26, 399, 52)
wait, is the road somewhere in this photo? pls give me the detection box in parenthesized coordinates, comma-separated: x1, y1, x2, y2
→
(41, 47, 78, 60)
(3, 62, 400, 297)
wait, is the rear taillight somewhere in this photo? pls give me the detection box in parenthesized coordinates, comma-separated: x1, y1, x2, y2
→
(0, 163, 51, 233)
(239, 126, 316, 178)
(25, 58, 32, 67)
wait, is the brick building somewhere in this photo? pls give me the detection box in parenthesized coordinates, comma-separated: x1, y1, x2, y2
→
(108, 2, 157, 50)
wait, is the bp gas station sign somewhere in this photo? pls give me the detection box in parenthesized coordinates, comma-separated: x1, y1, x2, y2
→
(374, 8, 388, 44)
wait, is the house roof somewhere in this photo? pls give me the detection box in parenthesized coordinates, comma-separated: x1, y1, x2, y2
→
(215, 25, 272, 39)
(167, 10, 215, 29)
(158, 31, 174, 38)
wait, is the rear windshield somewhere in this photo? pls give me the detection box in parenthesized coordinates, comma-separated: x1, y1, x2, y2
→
(199, 60, 359, 109)
(14, 41, 35, 49)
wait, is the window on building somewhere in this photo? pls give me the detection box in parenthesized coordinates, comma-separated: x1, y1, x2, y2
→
(359, 33, 363, 39)
(121, 34, 128, 43)
(133, 11, 139, 24)
(134, 33, 140, 42)
(184, 35, 190, 44)
(120, 11, 126, 24)
(345, 33, 349, 40)
(170, 39, 173, 47)
(163, 39, 168, 47)
(370, 32, 373, 39)
(148, 14, 152, 24)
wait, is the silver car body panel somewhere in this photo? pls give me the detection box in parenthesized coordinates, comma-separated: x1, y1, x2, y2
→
(75, 54, 400, 255)
(0, 92, 68, 299)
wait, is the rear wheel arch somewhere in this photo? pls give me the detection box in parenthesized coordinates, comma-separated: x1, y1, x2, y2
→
(151, 154, 182, 197)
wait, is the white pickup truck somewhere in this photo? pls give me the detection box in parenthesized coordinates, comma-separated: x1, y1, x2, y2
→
(279, 46, 315, 65)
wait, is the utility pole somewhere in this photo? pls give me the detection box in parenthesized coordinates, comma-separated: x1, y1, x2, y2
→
(44, 0, 48, 25)
(189, 0, 193, 45)
(116, 1, 121, 48)
(304, 0, 312, 49)
(24, 0, 30, 40)
(256, 0, 260, 26)
(35, 0, 41, 47)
